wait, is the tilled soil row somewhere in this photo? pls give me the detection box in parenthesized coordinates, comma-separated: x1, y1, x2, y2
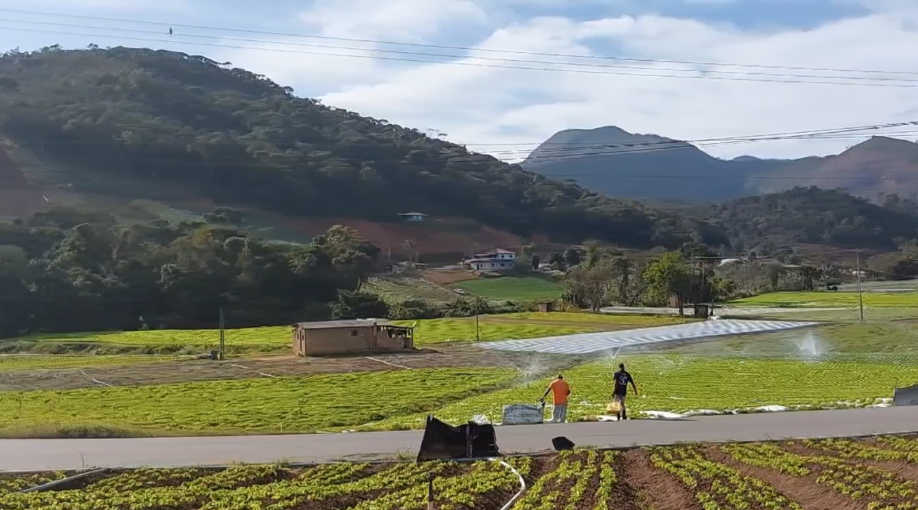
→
(704, 446, 858, 510)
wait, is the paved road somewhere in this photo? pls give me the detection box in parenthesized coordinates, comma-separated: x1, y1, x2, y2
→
(2, 407, 918, 471)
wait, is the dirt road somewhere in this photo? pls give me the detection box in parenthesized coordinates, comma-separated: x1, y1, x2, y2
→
(2, 407, 917, 471)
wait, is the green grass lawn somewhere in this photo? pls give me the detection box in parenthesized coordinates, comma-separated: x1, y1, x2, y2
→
(730, 291, 918, 308)
(452, 276, 562, 301)
(0, 368, 518, 437)
(362, 354, 918, 429)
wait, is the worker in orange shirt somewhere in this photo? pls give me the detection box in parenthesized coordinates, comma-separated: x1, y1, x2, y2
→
(540, 374, 571, 423)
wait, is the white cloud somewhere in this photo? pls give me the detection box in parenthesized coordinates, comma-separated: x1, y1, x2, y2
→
(298, 0, 489, 41)
(0, 0, 188, 11)
(221, 1, 918, 161)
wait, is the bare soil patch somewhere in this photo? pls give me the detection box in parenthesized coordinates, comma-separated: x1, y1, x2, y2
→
(423, 269, 480, 286)
(620, 449, 702, 510)
(0, 345, 581, 391)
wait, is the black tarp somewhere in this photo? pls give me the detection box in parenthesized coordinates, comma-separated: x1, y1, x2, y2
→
(417, 415, 500, 461)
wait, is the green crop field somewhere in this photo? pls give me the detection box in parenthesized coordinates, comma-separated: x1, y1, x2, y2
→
(0, 355, 182, 373)
(0, 369, 518, 437)
(667, 321, 918, 356)
(360, 354, 917, 430)
(364, 276, 458, 304)
(4, 313, 686, 354)
(402, 312, 691, 344)
(7, 438, 918, 510)
(452, 276, 562, 301)
(404, 318, 592, 344)
(730, 291, 918, 308)
(4, 351, 912, 437)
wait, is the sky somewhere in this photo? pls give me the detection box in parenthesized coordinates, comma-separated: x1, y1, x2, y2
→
(0, 0, 917, 161)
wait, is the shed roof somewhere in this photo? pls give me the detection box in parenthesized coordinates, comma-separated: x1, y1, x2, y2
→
(399, 212, 428, 216)
(295, 319, 394, 329)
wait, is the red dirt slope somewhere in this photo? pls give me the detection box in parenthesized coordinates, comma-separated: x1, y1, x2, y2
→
(280, 216, 531, 255)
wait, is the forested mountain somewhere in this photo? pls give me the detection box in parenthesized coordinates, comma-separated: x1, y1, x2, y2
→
(524, 128, 918, 202)
(749, 136, 918, 199)
(691, 187, 918, 254)
(0, 46, 725, 249)
(522, 126, 783, 201)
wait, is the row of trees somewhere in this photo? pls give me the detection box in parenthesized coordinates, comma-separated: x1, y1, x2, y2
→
(0, 208, 384, 337)
(558, 241, 837, 314)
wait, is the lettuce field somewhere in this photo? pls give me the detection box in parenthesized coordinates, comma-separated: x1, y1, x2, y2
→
(5, 436, 918, 509)
(360, 353, 918, 430)
(0, 353, 913, 437)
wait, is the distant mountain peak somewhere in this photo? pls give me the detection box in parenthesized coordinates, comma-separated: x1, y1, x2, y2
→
(850, 135, 918, 152)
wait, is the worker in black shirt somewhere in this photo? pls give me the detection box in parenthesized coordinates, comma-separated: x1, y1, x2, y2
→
(612, 363, 638, 421)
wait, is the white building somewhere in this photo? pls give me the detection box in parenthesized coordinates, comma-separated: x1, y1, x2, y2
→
(465, 249, 516, 271)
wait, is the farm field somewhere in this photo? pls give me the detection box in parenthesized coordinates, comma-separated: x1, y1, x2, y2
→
(6, 436, 918, 509)
(364, 275, 460, 304)
(361, 353, 917, 430)
(408, 312, 691, 345)
(0, 368, 518, 437)
(0, 355, 183, 372)
(5, 326, 290, 355)
(665, 321, 918, 355)
(452, 276, 562, 301)
(1, 313, 689, 355)
(3, 351, 914, 437)
(731, 290, 918, 308)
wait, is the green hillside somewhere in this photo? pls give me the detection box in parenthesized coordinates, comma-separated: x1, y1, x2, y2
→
(0, 46, 724, 249)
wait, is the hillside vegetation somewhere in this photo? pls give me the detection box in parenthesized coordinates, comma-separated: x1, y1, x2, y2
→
(692, 187, 918, 252)
(0, 46, 724, 249)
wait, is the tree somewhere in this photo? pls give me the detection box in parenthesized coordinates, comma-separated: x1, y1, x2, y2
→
(583, 240, 602, 268)
(642, 252, 692, 315)
(798, 265, 821, 291)
(548, 252, 564, 270)
(203, 207, 244, 225)
(331, 290, 389, 319)
(679, 240, 716, 260)
(402, 239, 417, 265)
(563, 261, 614, 312)
(563, 248, 581, 267)
(766, 262, 786, 291)
(612, 255, 632, 305)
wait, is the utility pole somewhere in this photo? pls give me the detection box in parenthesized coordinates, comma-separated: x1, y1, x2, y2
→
(219, 308, 226, 360)
(856, 251, 865, 322)
(475, 313, 480, 342)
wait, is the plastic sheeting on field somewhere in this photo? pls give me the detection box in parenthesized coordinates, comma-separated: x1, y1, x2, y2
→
(478, 319, 816, 355)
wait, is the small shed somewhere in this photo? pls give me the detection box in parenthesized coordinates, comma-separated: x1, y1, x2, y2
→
(292, 319, 414, 357)
(537, 302, 555, 313)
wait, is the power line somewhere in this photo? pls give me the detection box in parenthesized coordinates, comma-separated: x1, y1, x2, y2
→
(5, 121, 915, 162)
(3, 7, 918, 77)
(4, 16, 918, 85)
(4, 25, 918, 89)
